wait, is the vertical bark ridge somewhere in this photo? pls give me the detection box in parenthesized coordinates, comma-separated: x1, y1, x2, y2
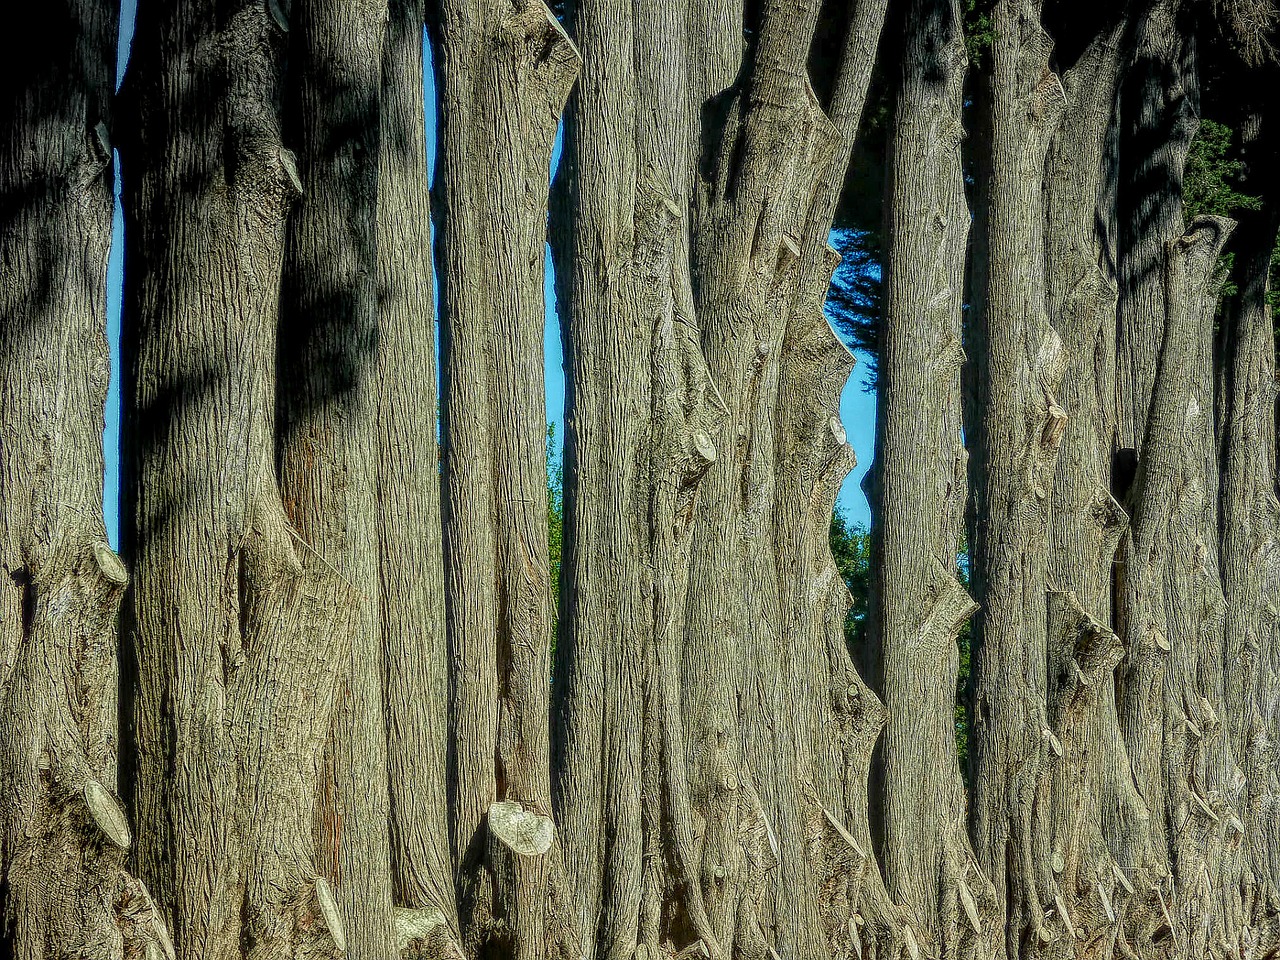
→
(967, 1, 1072, 956)
(277, 0, 397, 955)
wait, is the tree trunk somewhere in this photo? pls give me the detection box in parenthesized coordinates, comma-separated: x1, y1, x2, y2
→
(376, 2, 460, 955)
(276, 1, 399, 956)
(120, 1, 354, 956)
(870, 0, 999, 956)
(1215, 104, 1280, 956)
(0, 4, 171, 958)
(1042, 12, 1171, 958)
(429, 2, 580, 956)
(966, 1, 1070, 955)
(1117, 216, 1234, 960)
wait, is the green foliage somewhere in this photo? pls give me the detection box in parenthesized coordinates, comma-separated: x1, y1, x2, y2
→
(829, 510, 872, 651)
(1184, 120, 1263, 301)
(547, 424, 564, 643)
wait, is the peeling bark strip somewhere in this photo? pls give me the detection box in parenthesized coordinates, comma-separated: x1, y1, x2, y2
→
(377, 0, 459, 953)
(430, 2, 580, 957)
(0, 9, 168, 957)
(871, 0, 999, 957)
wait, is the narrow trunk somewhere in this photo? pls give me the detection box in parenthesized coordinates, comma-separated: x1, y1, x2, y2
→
(0, 4, 169, 957)
(429, 3, 580, 956)
(120, 1, 353, 956)
(871, 0, 999, 956)
(967, 1, 1070, 954)
(376, 1, 460, 954)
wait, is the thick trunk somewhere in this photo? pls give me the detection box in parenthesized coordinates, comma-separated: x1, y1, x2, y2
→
(120, 2, 352, 957)
(0, 5, 169, 957)
(430, 3, 580, 956)
(1216, 107, 1280, 954)
(376, 2, 459, 954)
(1118, 216, 1234, 960)
(966, 1, 1070, 955)
(870, 0, 999, 956)
(1042, 13, 1170, 958)
(277, 1, 398, 956)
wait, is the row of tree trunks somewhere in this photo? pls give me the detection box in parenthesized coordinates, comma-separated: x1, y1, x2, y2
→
(0, 3, 170, 958)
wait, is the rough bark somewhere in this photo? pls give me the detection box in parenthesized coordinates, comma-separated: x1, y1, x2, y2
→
(1043, 12, 1171, 959)
(429, 3, 580, 956)
(966, 1, 1071, 955)
(869, 0, 999, 957)
(120, 1, 353, 957)
(377, 2, 460, 955)
(552, 0, 894, 957)
(1215, 104, 1280, 957)
(276, 1, 398, 956)
(0, 4, 171, 958)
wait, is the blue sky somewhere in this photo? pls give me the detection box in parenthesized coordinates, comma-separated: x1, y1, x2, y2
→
(103, 6, 875, 548)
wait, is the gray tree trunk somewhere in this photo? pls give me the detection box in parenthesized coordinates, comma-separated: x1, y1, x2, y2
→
(277, 1, 401, 956)
(120, 1, 355, 956)
(0, 4, 171, 958)
(1215, 104, 1280, 956)
(869, 1, 999, 957)
(1042, 13, 1171, 957)
(429, 3, 581, 956)
(966, 1, 1072, 955)
(376, 2, 459, 955)
(552, 0, 897, 957)
(1117, 216, 1234, 960)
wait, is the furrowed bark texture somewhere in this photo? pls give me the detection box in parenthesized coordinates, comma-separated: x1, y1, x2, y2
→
(686, 2, 897, 958)
(430, 3, 580, 956)
(277, 1, 398, 956)
(120, 1, 353, 957)
(1117, 217, 1234, 960)
(966, 0, 1070, 955)
(870, 0, 999, 956)
(1215, 105, 1280, 956)
(376, 2, 459, 955)
(0, 4, 170, 957)
(1042, 14, 1169, 959)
